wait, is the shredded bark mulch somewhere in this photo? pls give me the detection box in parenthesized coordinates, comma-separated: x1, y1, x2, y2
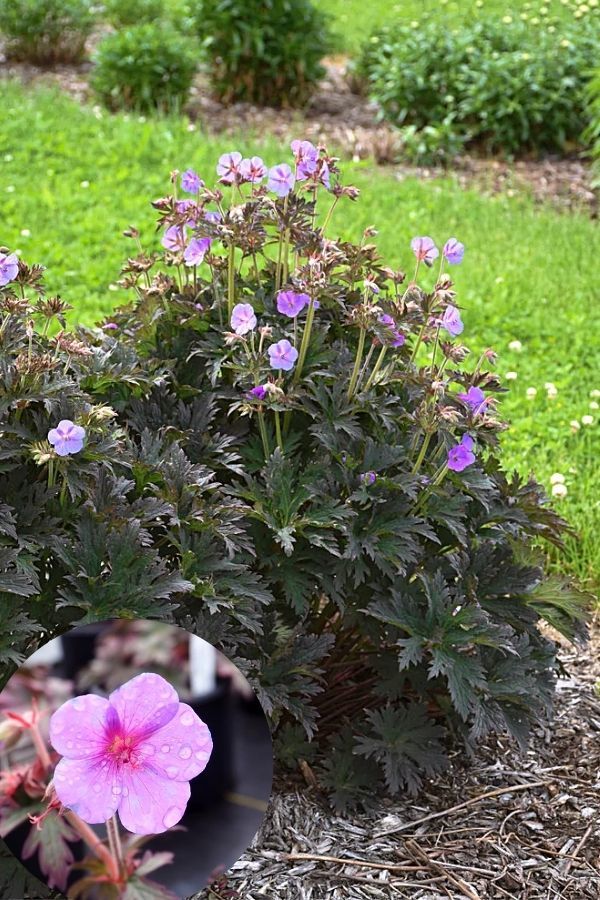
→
(1, 49, 597, 217)
(193, 622, 600, 900)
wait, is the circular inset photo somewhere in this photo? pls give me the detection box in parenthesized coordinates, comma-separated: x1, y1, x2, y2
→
(0, 620, 273, 899)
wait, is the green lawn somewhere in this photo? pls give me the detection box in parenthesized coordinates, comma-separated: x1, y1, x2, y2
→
(1, 81, 598, 590)
(321, 0, 599, 53)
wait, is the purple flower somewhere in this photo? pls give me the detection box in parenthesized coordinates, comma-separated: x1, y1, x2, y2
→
(162, 225, 188, 252)
(457, 386, 488, 415)
(176, 199, 200, 226)
(441, 305, 464, 337)
(248, 385, 267, 400)
(0, 252, 19, 287)
(102, 322, 119, 331)
(291, 140, 319, 180)
(443, 237, 465, 265)
(240, 156, 267, 183)
(204, 210, 222, 224)
(390, 330, 405, 348)
(184, 237, 211, 266)
(447, 434, 475, 472)
(48, 420, 86, 457)
(181, 168, 203, 194)
(230, 303, 257, 336)
(319, 160, 331, 189)
(267, 164, 295, 197)
(216, 151, 243, 184)
(268, 339, 298, 371)
(49, 672, 212, 834)
(378, 314, 405, 348)
(360, 471, 377, 486)
(378, 314, 395, 327)
(277, 290, 310, 317)
(410, 236, 439, 266)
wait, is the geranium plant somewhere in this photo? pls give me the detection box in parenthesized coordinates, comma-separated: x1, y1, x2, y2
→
(0, 672, 211, 897)
(79, 145, 590, 809)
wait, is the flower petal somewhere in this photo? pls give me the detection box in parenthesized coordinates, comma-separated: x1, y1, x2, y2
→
(139, 703, 213, 783)
(117, 765, 190, 835)
(109, 673, 179, 740)
(53, 756, 121, 824)
(49, 694, 110, 759)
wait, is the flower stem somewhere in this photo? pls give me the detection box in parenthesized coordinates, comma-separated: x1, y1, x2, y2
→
(106, 815, 124, 880)
(227, 245, 235, 317)
(363, 345, 388, 393)
(293, 298, 317, 386)
(30, 722, 52, 771)
(275, 195, 289, 292)
(411, 433, 432, 474)
(347, 328, 366, 401)
(257, 410, 270, 459)
(410, 321, 427, 364)
(63, 810, 119, 882)
(274, 410, 284, 452)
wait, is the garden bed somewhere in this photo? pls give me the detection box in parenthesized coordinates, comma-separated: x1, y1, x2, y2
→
(196, 622, 600, 900)
(1, 49, 596, 216)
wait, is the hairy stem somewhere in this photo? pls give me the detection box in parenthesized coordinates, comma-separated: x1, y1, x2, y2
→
(64, 810, 119, 882)
(257, 410, 270, 459)
(347, 328, 366, 401)
(227, 245, 235, 317)
(363, 345, 388, 393)
(106, 815, 124, 880)
(411, 433, 432, 474)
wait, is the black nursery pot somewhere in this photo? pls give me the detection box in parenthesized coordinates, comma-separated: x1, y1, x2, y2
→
(187, 677, 235, 809)
(60, 622, 113, 681)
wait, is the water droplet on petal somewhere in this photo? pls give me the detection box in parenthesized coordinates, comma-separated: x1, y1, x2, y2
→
(113, 785, 122, 795)
(122, 786, 129, 797)
(161, 744, 170, 754)
(163, 806, 182, 829)
(72, 697, 85, 711)
(195, 750, 208, 762)
(53, 721, 64, 734)
(180, 711, 194, 727)
(178, 746, 192, 760)
(66, 741, 74, 749)
(93, 784, 102, 794)
(166, 765, 178, 779)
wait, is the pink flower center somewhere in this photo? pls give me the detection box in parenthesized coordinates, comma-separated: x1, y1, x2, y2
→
(107, 734, 140, 768)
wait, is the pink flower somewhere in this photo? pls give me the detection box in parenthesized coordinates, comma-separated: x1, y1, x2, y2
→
(230, 302, 257, 335)
(267, 164, 295, 197)
(0, 252, 19, 287)
(162, 225, 188, 252)
(184, 237, 211, 266)
(240, 156, 267, 183)
(181, 169, 203, 194)
(441, 305, 464, 336)
(443, 237, 465, 265)
(410, 236, 439, 265)
(216, 151, 243, 184)
(291, 140, 319, 180)
(48, 420, 86, 456)
(276, 290, 310, 317)
(268, 339, 298, 371)
(49, 673, 212, 835)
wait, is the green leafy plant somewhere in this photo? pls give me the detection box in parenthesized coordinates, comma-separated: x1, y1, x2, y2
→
(196, 0, 332, 107)
(75, 146, 590, 808)
(0, 0, 93, 65)
(359, 17, 599, 156)
(0, 263, 265, 678)
(90, 23, 198, 113)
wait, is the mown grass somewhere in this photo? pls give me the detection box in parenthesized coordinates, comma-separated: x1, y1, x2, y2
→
(321, 0, 599, 53)
(0, 81, 598, 590)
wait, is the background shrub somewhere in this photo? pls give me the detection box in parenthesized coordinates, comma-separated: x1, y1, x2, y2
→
(0, 0, 93, 65)
(585, 67, 600, 186)
(359, 18, 599, 156)
(91, 23, 198, 112)
(196, 0, 332, 107)
(102, 0, 165, 27)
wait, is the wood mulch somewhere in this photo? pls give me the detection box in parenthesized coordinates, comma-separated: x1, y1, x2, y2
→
(193, 620, 600, 900)
(1, 49, 597, 217)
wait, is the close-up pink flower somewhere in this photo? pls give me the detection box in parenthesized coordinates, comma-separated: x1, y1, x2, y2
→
(49, 672, 213, 835)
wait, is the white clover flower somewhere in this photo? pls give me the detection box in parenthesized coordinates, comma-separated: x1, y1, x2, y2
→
(6, 185, 15, 193)
(590, 401, 599, 410)
(80, 180, 90, 188)
(526, 387, 537, 400)
(581, 415, 594, 426)
(505, 371, 518, 381)
(108, 284, 119, 292)
(552, 483, 568, 499)
(508, 339, 523, 352)
(570, 420, 581, 432)
(544, 382, 556, 391)
(590, 389, 600, 398)
(20, 229, 31, 237)
(550, 473, 565, 485)
(546, 386, 558, 399)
